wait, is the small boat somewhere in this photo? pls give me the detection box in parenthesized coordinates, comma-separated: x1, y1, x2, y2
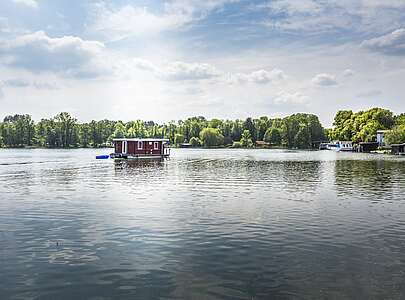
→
(110, 138, 170, 160)
(326, 141, 353, 152)
(319, 143, 328, 150)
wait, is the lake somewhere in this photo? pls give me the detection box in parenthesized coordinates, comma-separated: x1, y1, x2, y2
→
(1, 148, 405, 299)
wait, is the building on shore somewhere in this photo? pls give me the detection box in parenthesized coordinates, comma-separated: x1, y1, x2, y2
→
(358, 142, 379, 153)
(391, 143, 405, 155)
(376, 130, 390, 146)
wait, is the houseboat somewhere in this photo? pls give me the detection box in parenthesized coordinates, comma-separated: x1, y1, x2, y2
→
(110, 138, 170, 159)
(326, 141, 353, 152)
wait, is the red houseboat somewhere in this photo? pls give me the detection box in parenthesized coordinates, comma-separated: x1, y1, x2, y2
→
(110, 138, 170, 159)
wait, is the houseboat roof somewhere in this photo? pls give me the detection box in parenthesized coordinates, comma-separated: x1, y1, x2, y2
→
(113, 138, 170, 142)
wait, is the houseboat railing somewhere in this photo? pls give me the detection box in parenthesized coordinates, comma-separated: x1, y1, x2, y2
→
(163, 146, 170, 156)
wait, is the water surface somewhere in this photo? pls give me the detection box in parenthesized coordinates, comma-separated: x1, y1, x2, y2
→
(1, 148, 405, 299)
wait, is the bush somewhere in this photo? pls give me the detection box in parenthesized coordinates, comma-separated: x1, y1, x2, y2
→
(189, 137, 201, 147)
(231, 141, 242, 148)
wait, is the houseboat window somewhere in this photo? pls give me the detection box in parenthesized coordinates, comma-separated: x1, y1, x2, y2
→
(138, 141, 143, 149)
(154, 142, 159, 150)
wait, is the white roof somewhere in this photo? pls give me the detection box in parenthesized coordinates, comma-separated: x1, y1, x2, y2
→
(113, 138, 169, 142)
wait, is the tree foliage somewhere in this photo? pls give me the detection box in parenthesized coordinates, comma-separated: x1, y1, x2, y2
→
(240, 130, 253, 148)
(1, 108, 402, 149)
(330, 107, 395, 142)
(264, 127, 282, 145)
(199, 128, 224, 147)
(385, 124, 405, 145)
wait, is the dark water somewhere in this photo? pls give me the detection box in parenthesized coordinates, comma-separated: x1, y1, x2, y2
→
(1, 148, 405, 300)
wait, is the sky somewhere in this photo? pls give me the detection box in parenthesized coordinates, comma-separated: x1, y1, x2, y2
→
(0, 0, 405, 126)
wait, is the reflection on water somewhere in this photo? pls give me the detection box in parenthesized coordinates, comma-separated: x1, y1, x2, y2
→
(0, 148, 405, 299)
(334, 160, 405, 200)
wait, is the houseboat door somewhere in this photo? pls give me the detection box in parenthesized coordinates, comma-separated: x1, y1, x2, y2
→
(123, 141, 127, 154)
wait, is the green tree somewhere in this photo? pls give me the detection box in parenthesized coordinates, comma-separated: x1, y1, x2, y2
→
(394, 113, 405, 126)
(174, 133, 185, 145)
(264, 127, 282, 145)
(79, 123, 92, 147)
(113, 122, 126, 138)
(231, 120, 243, 141)
(294, 126, 311, 149)
(243, 117, 256, 142)
(2, 114, 35, 146)
(240, 130, 253, 147)
(199, 128, 224, 147)
(385, 124, 405, 145)
(54, 112, 77, 147)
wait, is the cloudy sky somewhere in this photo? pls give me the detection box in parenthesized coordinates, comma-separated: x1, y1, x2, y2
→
(1, 0, 405, 126)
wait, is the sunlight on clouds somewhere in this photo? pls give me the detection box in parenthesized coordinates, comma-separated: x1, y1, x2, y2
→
(88, 0, 237, 41)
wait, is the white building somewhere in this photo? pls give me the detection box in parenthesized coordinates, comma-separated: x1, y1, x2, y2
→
(376, 130, 389, 146)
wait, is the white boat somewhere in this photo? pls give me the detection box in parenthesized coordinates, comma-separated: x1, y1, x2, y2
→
(326, 141, 353, 152)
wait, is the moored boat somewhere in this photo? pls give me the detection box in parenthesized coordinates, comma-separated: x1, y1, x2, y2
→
(326, 141, 353, 152)
(110, 138, 170, 159)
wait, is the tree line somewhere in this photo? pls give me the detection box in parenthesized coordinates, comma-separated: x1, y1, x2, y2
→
(0, 107, 403, 149)
(327, 107, 405, 145)
(0, 112, 326, 149)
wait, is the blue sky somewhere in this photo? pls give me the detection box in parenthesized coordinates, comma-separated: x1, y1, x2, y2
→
(1, 0, 405, 126)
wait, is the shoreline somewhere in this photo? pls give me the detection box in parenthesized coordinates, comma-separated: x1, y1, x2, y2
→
(0, 146, 399, 155)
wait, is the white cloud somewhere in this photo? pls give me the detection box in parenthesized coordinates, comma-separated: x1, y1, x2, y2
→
(1, 78, 59, 90)
(273, 91, 309, 105)
(129, 57, 287, 84)
(247, 69, 285, 84)
(261, 1, 405, 34)
(131, 59, 220, 81)
(311, 73, 338, 86)
(343, 69, 354, 77)
(158, 61, 221, 81)
(132, 58, 157, 72)
(261, 0, 352, 33)
(361, 28, 405, 56)
(0, 31, 107, 78)
(228, 69, 285, 84)
(12, 0, 38, 9)
(88, 1, 236, 40)
(2, 78, 30, 87)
